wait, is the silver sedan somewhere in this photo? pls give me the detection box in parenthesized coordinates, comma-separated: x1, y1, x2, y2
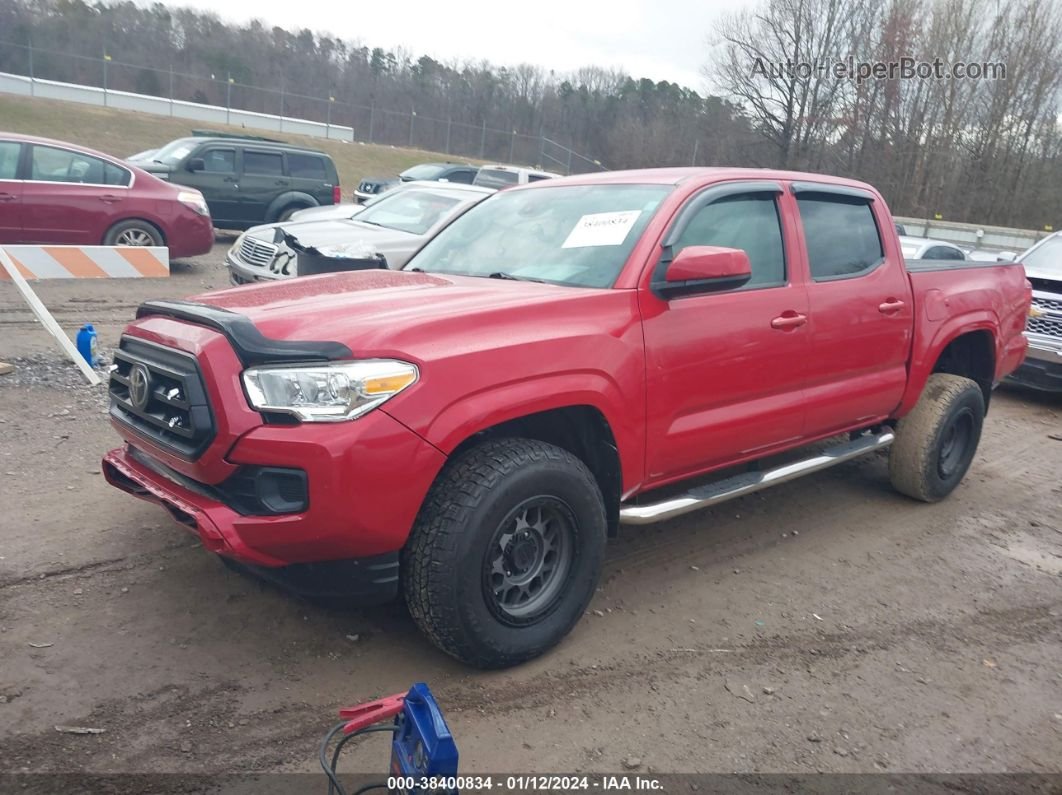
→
(226, 182, 494, 283)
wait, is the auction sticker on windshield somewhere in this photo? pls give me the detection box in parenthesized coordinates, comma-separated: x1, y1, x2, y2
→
(562, 211, 642, 248)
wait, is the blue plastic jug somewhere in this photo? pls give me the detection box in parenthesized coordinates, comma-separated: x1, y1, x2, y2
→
(76, 324, 99, 367)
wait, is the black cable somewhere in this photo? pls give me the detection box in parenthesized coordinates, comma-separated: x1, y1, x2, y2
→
(320, 721, 400, 795)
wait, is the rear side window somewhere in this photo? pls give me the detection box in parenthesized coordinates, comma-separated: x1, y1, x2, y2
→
(527, 174, 551, 182)
(797, 194, 884, 280)
(0, 142, 21, 179)
(29, 145, 129, 186)
(243, 151, 283, 176)
(672, 193, 786, 289)
(474, 168, 519, 188)
(287, 153, 328, 180)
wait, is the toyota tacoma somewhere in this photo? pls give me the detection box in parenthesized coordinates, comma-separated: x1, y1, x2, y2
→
(103, 168, 1032, 668)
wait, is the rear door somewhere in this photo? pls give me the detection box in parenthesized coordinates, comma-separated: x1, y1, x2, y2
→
(0, 140, 23, 242)
(640, 182, 810, 482)
(21, 143, 131, 244)
(794, 184, 914, 436)
(286, 152, 333, 204)
(237, 148, 287, 223)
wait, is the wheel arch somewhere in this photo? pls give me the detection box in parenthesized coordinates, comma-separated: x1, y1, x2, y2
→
(448, 405, 623, 537)
(899, 317, 998, 417)
(266, 191, 319, 221)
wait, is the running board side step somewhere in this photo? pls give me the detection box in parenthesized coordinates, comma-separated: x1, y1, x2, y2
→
(618, 430, 895, 526)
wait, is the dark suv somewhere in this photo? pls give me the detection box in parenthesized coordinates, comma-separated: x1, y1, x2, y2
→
(135, 135, 340, 229)
(354, 162, 478, 202)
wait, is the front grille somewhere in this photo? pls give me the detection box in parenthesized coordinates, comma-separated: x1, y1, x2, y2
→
(1028, 315, 1062, 339)
(109, 337, 215, 460)
(238, 236, 279, 268)
(1028, 292, 1062, 340)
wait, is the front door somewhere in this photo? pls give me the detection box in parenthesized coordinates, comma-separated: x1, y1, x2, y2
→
(640, 183, 810, 484)
(180, 146, 240, 225)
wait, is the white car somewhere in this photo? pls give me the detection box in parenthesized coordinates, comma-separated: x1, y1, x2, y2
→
(899, 235, 967, 261)
(472, 163, 561, 189)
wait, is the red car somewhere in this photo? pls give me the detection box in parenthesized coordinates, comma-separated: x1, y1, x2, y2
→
(0, 132, 214, 259)
(102, 167, 1031, 668)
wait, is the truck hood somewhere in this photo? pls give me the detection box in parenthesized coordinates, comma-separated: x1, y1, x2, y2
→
(186, 269, 626, 362)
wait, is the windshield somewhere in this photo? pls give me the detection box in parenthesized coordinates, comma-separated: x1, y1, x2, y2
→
(400, 164, 447, 181)
(1023, 236, 1062, 277)
(474, 168, 520, 189)
(406, 184, 670, 288)
(354, 189, 464, 235)
(151, 139, 197, 166)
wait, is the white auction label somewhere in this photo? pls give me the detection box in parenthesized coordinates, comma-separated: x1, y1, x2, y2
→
(561, 210, 642, 248)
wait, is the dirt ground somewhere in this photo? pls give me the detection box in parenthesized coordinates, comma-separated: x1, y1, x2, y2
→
(1, 240, 1061, 782)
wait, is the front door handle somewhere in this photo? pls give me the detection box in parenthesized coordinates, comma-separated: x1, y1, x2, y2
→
(879, 298, 905, 314)
(771, 312, 808, 330)
(0, 192, 16, 202)
(98, 194, 121, 204)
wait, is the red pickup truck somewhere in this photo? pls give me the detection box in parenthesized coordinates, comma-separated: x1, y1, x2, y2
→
(103, 168, 1031, 668)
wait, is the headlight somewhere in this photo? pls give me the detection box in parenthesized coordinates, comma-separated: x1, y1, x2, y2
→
(242, 360, 418, 422)
(177, 190, 210, 216)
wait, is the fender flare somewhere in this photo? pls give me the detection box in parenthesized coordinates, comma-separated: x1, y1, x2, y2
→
(266, 191, 319, 221)
(897, 311, 999, 416)
(410, 372, 644, 496)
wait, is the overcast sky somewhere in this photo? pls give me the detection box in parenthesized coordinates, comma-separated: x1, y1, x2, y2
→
(173, 0, 754, 92)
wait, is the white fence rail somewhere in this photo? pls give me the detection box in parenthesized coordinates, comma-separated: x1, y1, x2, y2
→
(0, 71, 356, 142)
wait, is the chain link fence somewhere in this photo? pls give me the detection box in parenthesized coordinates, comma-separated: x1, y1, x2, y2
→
(0, 40, 608, 173)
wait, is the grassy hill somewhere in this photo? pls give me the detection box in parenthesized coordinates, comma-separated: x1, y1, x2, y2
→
(0, 94, 477, 190)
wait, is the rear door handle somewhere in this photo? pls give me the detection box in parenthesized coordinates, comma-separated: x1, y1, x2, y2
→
(98, 194, 121, 204)
(879, 299, 905, 314)
(771, 312, 808, 330)
(274, 179, 289, 186)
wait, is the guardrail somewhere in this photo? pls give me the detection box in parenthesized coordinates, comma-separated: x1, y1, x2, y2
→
(895, 215, 1049, 253)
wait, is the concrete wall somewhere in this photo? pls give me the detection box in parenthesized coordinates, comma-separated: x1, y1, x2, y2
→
(0, 72, 356, 142)
(894, 215, 1048, 254)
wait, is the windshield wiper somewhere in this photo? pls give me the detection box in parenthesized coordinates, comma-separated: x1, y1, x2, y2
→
(487, 271, 546, 283)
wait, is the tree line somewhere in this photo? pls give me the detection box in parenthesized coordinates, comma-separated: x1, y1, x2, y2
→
(0, 0, 1059, 228)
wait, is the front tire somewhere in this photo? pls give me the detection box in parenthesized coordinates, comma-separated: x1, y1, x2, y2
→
(104, 219, 163, 248)
(403, 438, 606, 668)
(889, 373, 985, 502)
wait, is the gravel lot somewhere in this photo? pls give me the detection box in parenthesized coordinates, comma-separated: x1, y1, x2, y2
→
(1, 240, 1060, 783)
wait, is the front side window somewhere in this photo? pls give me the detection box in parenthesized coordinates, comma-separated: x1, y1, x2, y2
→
(201, 148, 235, 173)
(408, 184, 669, 288)
(243, 151, 283, 176)
(30, 145, 127, 185)
(0, 142, 21, 180)
(671, 193, 786, 289)
(446, 169, 477, 184)
(797, 194, 884, 280)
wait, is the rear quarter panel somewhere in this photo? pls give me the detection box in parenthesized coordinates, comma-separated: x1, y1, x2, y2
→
(897, 262, 1030, 415)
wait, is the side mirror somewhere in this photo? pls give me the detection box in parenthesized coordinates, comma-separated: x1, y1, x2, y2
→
(659, 246, 752, 296)
(187, 158, 206, 173)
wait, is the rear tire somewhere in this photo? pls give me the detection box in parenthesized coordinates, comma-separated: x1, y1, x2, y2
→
(889, 373, 985, 502)
(104, 219, 163, 248)
(402, 438, 606, 669)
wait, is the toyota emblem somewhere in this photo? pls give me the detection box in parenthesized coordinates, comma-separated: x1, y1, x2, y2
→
(129, 363, 152, 410)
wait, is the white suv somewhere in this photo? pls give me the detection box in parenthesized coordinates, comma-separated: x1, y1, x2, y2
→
(473, 164, 561, 189)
